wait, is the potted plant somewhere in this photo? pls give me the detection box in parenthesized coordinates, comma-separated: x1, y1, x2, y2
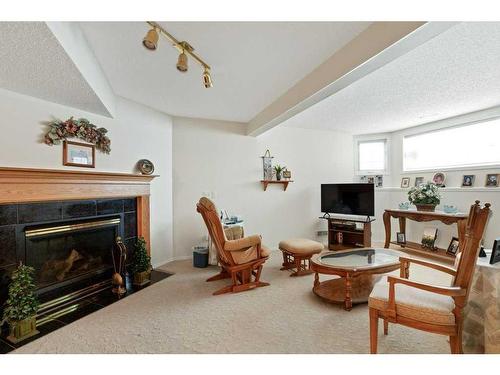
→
(2, 262, 40, 343)
(274, 165, 285, 181)
(131, 237, 152, 286)
(408, 182, 441, 212)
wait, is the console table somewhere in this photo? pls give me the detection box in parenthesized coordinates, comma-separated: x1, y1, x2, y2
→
(383, 209, 468, 263)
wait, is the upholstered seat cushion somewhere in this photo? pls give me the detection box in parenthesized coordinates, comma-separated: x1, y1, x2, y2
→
(369, 276, 455, 325)
(231, 244, 270, 265)
(279, 238, 324, 255)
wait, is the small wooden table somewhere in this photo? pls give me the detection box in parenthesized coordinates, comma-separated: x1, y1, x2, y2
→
(383, 209, 468, 263)
(310, 248, 401, 310)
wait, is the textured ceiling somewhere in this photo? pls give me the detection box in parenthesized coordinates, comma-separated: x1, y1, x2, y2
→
(283, 22, 500, 134)
(0, 22, 110, 116)
(79, 21, 371, 122)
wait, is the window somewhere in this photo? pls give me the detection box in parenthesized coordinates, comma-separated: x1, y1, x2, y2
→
(357, 139, 387, 173)
(403, 118, 500, 171)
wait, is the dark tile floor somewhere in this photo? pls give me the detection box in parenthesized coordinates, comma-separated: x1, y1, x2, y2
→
(0, 269, 172, 353)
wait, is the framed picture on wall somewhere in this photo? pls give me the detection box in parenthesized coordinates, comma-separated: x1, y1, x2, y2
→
(414, 177, 424, 186)
(401, 177, 410, 188)
(63, 141, 95, 168)
(485, 174, 498, 187)
(462, 175, 475, 187)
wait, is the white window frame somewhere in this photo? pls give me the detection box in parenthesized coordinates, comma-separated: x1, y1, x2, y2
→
(354, 135, 390, 176)
(402, 116, 500, 173)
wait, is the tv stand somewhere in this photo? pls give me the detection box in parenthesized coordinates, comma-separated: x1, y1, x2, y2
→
(320, 216, 372, 250)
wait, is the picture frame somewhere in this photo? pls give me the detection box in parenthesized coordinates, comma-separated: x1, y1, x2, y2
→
(446, 236, 460, 255)
(414, 177, 424, 186)
(461, 175, 475, 187)
(63, 141, 95, 168)
(367, 176, 375, 184)
(421, 227, 438, 250)
(376, 175, 383, 187)
(485, 174, 498, 187)
(490, 238, 500, 265)
(396, 232, 406, 245)
(432, 172, 446, 187)
(401, 177, 410, 188)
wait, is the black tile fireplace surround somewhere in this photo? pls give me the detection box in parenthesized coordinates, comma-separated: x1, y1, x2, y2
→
(0, 198, 139, 320)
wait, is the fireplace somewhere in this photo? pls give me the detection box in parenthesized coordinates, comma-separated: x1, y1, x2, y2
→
(0, 197, 140, 321)
(0, 167, 154, 327)
(24, 217, 120, 294)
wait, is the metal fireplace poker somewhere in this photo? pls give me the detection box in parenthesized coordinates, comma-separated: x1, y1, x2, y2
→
(112, 237, 127, 295)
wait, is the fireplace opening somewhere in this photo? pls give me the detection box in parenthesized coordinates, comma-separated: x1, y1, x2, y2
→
(24, 217, 120, 293)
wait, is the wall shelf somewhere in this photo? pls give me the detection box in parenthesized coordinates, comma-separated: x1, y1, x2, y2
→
(261, 180, 293, 191)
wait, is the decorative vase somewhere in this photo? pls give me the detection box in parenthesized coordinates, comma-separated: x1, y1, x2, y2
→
(133, 270, 151, 286)
(276, 173, 281, 181)
(415, 204, 436, 212)
(7, 316, 39, 344)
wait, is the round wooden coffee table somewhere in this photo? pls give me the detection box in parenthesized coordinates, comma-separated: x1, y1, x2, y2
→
(310, 248, 401, 311)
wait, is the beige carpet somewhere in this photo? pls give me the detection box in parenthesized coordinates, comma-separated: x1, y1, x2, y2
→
(15, 250, 451, 354)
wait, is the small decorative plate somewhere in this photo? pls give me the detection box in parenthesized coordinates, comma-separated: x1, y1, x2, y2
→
(137, 159, 155, 175)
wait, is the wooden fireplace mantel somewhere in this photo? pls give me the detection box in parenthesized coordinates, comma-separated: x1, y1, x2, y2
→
(0, 167, 158, 254)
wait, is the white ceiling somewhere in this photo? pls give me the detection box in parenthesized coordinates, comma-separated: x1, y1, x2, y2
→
(79, 22, 371, 123)
(283, 22, 500, 134)
(0, 22, 110, 116)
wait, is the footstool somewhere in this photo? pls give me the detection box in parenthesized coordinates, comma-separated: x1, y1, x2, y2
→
(279, 238, 324, 277)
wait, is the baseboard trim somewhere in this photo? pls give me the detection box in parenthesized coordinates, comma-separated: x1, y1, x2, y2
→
(154, 255, 192, 269)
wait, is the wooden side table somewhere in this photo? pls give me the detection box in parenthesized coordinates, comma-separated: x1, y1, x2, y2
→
(383, 209, 468, 263)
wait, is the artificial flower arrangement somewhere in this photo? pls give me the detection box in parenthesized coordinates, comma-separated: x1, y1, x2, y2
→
(408, 182, 441, 212)
(44, 117, 111, 154)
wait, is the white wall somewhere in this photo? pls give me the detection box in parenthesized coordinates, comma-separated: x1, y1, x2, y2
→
(370, 116, 500, 249)
(172, 117, 354, 258)
(0, 88, 173, 267)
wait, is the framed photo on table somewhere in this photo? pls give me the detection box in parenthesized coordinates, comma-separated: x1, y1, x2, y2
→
(490, 238, 500, 265)
(63, 141, 95, 168)
(446, 237, 460, 255)
(396, 232, 406, 245)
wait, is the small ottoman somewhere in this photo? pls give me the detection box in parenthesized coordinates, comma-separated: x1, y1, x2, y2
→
(279, 238, 324, 277)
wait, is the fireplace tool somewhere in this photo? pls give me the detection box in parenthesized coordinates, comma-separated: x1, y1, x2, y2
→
(112, 237, 127, 295)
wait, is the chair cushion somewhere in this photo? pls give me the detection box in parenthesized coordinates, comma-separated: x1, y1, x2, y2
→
(368, 276, 455, 325)
(231, 244, 270, 265)
(279, 238, 324, 255)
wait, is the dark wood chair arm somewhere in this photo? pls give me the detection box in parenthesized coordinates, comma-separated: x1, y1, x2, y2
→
(399, 256, 457, 276)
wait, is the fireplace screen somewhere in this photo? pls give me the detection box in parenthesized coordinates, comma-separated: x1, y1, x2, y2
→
(24, 218, 119, 290)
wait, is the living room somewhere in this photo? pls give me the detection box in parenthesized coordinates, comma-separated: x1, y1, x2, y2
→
(0, 0, 499, 372)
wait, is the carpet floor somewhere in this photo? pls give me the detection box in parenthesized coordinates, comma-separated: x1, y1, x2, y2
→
(14, 250, 452, 354)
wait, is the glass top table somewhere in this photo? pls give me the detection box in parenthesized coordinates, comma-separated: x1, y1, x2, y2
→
(310, 248, 402, 310)
(314, 248, 400, 270)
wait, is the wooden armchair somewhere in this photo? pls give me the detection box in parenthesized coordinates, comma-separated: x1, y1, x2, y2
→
(369, 200, 491, 354)
(196, 197, 270, 295)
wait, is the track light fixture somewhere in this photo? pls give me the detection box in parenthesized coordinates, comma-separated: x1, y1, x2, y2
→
(202, 68, 213, 88)
(142, 27, 159, 50)
(142, 21, 213, 88)
(176, 51, 188, 72)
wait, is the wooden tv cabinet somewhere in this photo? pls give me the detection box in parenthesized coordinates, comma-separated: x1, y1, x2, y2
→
(321, 216, 373, 250)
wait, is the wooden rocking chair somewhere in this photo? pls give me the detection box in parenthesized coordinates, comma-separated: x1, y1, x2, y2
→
(196, 197, 270, 295)
(369, 200, 491, 354)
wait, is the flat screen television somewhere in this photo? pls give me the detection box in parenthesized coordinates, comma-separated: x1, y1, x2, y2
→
(321, 183, 374, 217)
